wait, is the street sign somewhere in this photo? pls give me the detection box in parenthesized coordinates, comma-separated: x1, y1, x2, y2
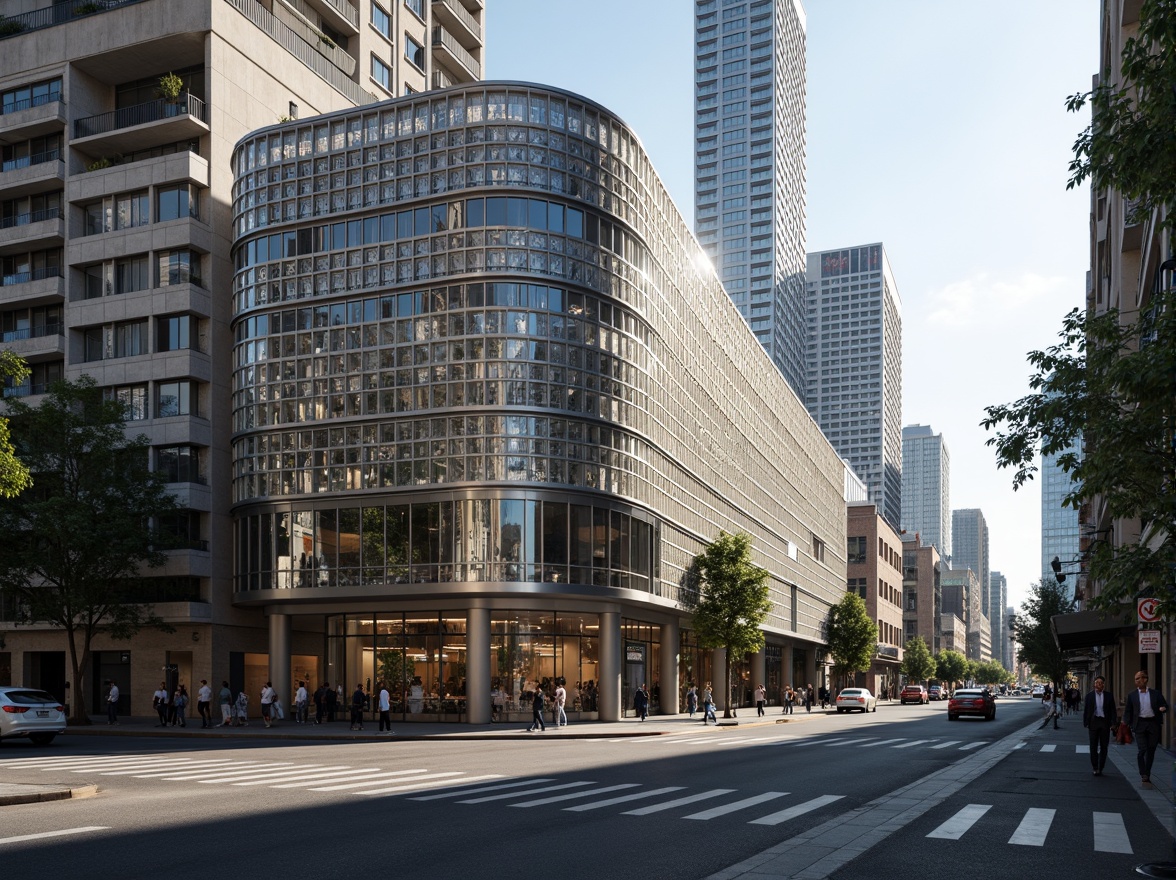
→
(1138, 597, 1161, 625)
(1139, 629, 1161, 653)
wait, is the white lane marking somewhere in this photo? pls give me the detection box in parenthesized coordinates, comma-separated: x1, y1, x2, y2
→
(269, 769, 384, 788)
(564, 786, 687, 812)
(356, 774, 500, 796)
(930, 741, 962, 750)
(827, 738, 876, 747)
(214, 765, 337, 784)
(1093, 812, 1132, 854)
(623, 789, 735, 815)
(927, 804, 992, 840)
(749, 795, 845, 826)
(510, 783, 640, 808)
(1009, 808, 1055, 846)
(862, 739, 906, 747)
(0, 827, 110, 845)
(1076, 745, 1090, 754)
(66, 759, 178, 773)
(108, 761, 238, 777)
(892, 740, 937, 749)
(28, 757, 176, 772)
(1012, 742, 1026, 749)
(958, 741, 988, 751)
(673, 738, 719, 744)
(410, 779, 545, 801)
(162, 763, 295, 781)
(0, 755, 147, 768)
(230, 766, 357, 786)
(683, 791, 789, 820)
(308, 769, 432, 792)
(1039, 745, 1056, 753)
(459, 781, 594, 804)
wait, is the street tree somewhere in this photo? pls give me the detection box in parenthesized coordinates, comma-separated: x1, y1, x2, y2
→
(0, 350, 31, 498)
(983, 0, 1176, 617)
(0, 378, 179, 723)
(824, 592, 876, 692)
(687, 531, 771, 719)
(900, 635, 936, 685)
(972, 659, 1014, 687)
(935, 649, 969, 691)
(1014, 578, 1077, 696)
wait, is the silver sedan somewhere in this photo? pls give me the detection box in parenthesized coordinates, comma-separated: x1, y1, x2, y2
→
(834, 687, 878, 713)
(0, 687, 67, 745)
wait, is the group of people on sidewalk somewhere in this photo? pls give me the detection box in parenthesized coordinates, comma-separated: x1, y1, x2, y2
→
(1081, 670, 1169, 787)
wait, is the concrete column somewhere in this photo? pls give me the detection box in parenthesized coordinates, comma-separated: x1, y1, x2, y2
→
(268, 611, 291, 709)
(466, 607, 490, 724)
(659, 619, 679, 714)
(712, 647, 727, 713)
(781, 643, 794, 695)
(751, 647, 766, 701)
(599, 610, 621, 721)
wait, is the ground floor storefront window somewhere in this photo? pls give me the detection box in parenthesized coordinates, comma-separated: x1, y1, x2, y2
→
(491, 610, 599, 712)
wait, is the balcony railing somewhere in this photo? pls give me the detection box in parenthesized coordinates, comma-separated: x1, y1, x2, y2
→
(1, 148, 61, 173)
(1, 265, 61, 286)
(432, 0, 480, 41)
(0, 206, 62, 229)
(0, 92, 61, 115)
(2, 381, 52, 398)
(1, 323, 63, 343)
(0, 0, 149, 41)
(74, 93, 206, 140)
(431, 26, 480, 78)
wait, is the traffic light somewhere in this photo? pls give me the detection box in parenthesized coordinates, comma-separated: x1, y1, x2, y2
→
(1051, 556, 1066, 584)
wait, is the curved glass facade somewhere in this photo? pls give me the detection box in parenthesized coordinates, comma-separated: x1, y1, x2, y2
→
(230, 84, 847, 721)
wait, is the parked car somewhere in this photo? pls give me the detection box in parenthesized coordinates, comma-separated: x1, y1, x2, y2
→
(835, 688, 877, 713)
(1030, 684, 1045, 698)
(0, 687, 67, 745)
(928, 685, 945, 701)
(899, 684, 928, 705)
(948, 687, 996, 721)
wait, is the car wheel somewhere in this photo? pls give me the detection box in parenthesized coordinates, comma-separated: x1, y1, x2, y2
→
(29, 733, 55, 746)
(948, 713, 957, 721)
(871, 703, 877, 713)
(837, 708, 844, 713)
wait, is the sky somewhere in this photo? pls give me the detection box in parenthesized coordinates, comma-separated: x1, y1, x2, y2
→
(486, 1, 1099, 612)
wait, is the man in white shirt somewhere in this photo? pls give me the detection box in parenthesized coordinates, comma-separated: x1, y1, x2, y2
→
(197, 680, 213, 728)
(260, 681, 276, 728)
(152, 682, 169, 727)
(377, 681, 392, 734)
(1082, 676, 1117, 776)
(295, 681, 308, 724)
(554, 680, 567, 727)
(106, 681, 119, 725)
(1123, 669, 1169, 786)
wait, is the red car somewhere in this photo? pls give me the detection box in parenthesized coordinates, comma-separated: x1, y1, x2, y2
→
(900, 685, 927, 705)
(948, 688, 996, 721)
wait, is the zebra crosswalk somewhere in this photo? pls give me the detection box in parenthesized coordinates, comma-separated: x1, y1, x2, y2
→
(609, 733, 1000, 753)
(0, 752, 846, 826)
(928, 803, 1136, 853)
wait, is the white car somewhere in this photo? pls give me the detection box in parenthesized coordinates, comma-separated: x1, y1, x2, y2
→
(835, 687, 877, 713)
(0, 687, 67, 745)
(1030, 684, 1045, 698)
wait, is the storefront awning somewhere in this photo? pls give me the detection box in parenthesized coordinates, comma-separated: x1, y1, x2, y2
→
(1050, 605, 1135, 651)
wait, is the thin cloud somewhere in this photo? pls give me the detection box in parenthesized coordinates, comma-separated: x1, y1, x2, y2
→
(925, 273, 1072, 328)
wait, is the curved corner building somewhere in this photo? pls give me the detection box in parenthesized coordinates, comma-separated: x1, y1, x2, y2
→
(229, 83, 845, 724)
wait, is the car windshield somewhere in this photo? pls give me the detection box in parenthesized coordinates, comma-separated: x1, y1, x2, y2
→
(840, 690, 863, 695)
(954, 690, 983, 697)
(4, 690, 59, 705)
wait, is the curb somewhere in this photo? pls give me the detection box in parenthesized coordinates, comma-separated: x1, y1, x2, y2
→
(0, 783, 97, 807)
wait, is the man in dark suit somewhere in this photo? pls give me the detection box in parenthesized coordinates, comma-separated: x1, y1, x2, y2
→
(1083, 675, 1118, 776)
(1122, 669, 1169, 786)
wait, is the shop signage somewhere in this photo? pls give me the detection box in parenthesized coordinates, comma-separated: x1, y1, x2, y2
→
(1139, 630, 1161, 653)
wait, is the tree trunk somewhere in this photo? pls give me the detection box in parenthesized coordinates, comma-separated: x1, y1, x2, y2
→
(64, 625, 92, 726)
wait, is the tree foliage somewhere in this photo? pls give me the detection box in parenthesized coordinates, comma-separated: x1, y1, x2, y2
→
(971, 659, 1014, 687)
(935, 649, 969, 689)
(824, 592, 876, 689)
(900, 635, 936, 683)
(0, 378, 179, 722)
(985, 1, 1176, 617)
(0, 350, 31, 498)
(687, 531, 771, 718)
(1014, 579, 1077, 692)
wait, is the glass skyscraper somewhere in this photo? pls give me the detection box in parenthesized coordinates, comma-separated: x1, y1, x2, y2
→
(901, 424, 951, 563)
(693, 0, 807, 397)
(1041, 438, 1081, 603)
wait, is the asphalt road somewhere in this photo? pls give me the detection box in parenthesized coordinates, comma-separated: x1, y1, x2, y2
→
(0, 697, 1169, 879)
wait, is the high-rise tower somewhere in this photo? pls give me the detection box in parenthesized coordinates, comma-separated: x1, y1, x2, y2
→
(693, 0, 807, 397)
(805, 243, 902, 527)
(901, 424, 951, 563)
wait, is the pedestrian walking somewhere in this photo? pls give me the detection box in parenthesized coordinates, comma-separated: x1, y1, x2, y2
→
(217, 681, 232, 727)
(1123, 669, 1169, 787)
(295, 680, 308, 724)
(686, 684, 698, 719)
(818, 685, 828, 709)
(805, 684, 814, 713)
(702, 682, 717, 725)
(377, 681, 392, 734)
(633, 683, 649, 721)
(105, 680, 119, 725)
(260, 681, 276, 728)
(554, 680, 568, 727)
(325, 683, 338, 722)
(233, 690, 249, 726)
(313, 683, 325, 724)
(152, 682, 169, 727)
(196, 680, 212, 728)
(783, 685, 794, 715)
(350, 683, 366, 730)
(1083, 675, 1117, 776)
(528, 686, 546, 732)
(173, 684, 189, 727)
(754, 684, 766, 717)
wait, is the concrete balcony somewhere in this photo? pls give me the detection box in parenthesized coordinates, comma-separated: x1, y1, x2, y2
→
(431, 0, 481, 48)
(431, 26, 480, 81)
(0, 96, 67, 145)
(68, 149, 208, 203)
(0, 152, 65, 200)
(0, 209, 64, 256)
(152, 601, 213, 625)
(0, 267, 64, 308)
(295, 0, 359, 35)
(72, 94, 209, 160)
(2, 325, 65, 362)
